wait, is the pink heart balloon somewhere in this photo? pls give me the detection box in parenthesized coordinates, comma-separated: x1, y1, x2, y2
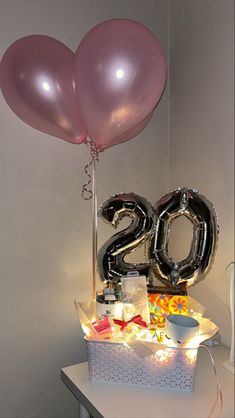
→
(75, 19, 167, 150)
(0, 35, 87, 144)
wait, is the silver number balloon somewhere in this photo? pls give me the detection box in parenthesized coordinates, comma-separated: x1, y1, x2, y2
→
(98, 193, 155, 282)
(149, 188, 219, 288)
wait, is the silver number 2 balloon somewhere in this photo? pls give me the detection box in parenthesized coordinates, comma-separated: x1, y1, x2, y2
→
(97, 193, 155, 282)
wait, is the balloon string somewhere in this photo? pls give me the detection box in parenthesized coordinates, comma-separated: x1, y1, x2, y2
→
(199, 344, 223, 418)
(81, 139, 99, 200)
(81, 159, 93, 200)
(81, 139, 99, 301)
(92, 160, 98, 301)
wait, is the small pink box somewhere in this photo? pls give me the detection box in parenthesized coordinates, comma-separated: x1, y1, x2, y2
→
(91, 317, 112, 335)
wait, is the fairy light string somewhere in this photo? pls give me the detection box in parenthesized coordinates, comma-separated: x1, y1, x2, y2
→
(199, 344, 223, 418)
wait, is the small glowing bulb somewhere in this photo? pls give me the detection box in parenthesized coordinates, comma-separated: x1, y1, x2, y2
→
(42, 81, 50, 91)
(116, 69, 124, 79)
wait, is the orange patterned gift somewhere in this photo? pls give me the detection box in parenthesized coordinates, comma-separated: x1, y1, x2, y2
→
(148, 292, 188, 326)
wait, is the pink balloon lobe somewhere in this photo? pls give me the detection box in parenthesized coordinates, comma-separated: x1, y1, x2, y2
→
(0, 35, 87, 144)
(75, 19, 167, 150)
(99, 112, 153, 151)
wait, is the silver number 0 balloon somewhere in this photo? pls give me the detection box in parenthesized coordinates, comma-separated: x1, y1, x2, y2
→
(149, 188, 219, 288)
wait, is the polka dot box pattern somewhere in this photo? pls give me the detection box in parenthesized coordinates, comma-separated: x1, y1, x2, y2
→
(86, 339, 198, 391)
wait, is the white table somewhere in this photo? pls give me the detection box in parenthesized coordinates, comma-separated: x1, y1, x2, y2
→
(61, 345, 234, 418)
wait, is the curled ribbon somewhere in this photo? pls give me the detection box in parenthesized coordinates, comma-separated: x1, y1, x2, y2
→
(113, 315, 147, 332)
(81, 138, 99, 201)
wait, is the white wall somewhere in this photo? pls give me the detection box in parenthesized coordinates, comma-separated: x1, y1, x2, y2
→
(0, 1, 169, 417)
(169, 0, 234, 346)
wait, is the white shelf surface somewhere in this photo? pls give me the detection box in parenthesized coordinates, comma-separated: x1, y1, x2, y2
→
(61, 345, 234, 418)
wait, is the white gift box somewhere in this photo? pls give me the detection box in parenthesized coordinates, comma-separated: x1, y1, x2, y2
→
(86, 338, 198, 392)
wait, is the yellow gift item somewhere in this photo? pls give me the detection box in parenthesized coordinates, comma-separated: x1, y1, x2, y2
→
(169, 295, 188, 315)
(148, 292, 188, 325)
